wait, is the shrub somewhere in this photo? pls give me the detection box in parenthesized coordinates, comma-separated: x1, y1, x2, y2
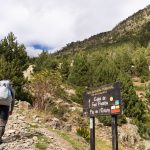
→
(70, 86, 85, 104)
(55, 88, 71, 103)
(48, 101, 69, 118)
(30, 69, 62, 110)
(98, 116, 112, 126)
(98, 115, 127, 126)
(145, 83, 150, 103)
(51, 106, 67, 118)
(68, 53, 90, 86)
(140, 75, 149, 83)
(36, 135, 49, 150)
(76, 127, 90, 142)
(138, 123, 150, 139)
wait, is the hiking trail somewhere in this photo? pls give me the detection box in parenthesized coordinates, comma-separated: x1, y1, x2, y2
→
(0, 102, 74, 150)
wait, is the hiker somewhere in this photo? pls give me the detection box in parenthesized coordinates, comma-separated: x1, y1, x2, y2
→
(0, 80, 15, 143)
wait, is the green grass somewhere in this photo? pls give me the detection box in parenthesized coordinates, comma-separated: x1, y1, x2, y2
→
(96, 139, 112, 150)
(49, 128, 127, 150)
(134, 85, 145, 91)
(16, 108, 25, 115)
(132, 78, 139, 82)
(51, 129, 89, 150)
(96, 138, 126, 150)
(36, 135, 49, 150)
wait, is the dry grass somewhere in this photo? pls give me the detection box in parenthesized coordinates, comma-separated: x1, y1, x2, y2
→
(96, 139, 130, 150)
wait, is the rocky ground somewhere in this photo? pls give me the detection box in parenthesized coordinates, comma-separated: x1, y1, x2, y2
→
(0, 102, 74, 150)
(0, 101, 150, 150)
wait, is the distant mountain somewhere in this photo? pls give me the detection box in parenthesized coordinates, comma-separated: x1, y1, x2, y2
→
(58, 5, 150, 54)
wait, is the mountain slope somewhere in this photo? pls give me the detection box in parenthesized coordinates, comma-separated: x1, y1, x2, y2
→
(2, 101, 136, 150)
(58, 5, 150, 54)
(2, 101, 148, 150)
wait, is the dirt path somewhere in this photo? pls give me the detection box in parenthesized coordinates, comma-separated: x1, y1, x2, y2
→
(36, 128, 74, 150)
(0, 106, 74, 150)
(144, 140, 150, 150)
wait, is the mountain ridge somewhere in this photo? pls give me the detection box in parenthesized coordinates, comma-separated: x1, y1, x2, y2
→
(58, 4, 150, 54)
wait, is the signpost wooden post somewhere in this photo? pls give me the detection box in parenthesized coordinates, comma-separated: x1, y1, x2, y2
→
(83, 82, 122, 150)
(90, 117, 95, 150)
(112, 115, 118, 150)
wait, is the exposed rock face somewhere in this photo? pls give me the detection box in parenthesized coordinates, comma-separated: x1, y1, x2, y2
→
(50, 117, 62, 130)
(119, 123, 146, 150)
(17, 100, 32, 110)
(144, 140, 150, 150)
(23, 65, 34, 80)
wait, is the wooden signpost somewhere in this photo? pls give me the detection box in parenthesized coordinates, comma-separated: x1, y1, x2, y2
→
(83, 82, 122, 150)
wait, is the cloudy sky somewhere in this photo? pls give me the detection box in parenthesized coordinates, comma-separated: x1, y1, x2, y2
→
(0, 0, 149, 57)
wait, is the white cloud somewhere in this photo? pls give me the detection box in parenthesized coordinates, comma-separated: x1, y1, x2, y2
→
(26, 46, 57, 57)
(0, 0, 149, 56)
(26, 47, 43, 57)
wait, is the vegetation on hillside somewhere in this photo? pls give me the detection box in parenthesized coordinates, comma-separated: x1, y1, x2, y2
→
(30, 5, 150, 139)
(0, 4, 150, 141)
(31, 43, 150, 138)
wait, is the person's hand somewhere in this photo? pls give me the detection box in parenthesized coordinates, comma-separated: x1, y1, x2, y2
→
(9, 111, 12, 115)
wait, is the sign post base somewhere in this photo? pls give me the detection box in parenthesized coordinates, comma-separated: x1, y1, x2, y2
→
(112, 115, 118, 150)
(90, 117, 95, 150)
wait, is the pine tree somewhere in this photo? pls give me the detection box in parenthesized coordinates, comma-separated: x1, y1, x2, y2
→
(34, 51, 58, 71)
(114, 51, 133, 74)
(134, 53, 149, 77)
(117, 72, 145, 120)
(138, 21, 150, 47)
(60, 59, 70, 81)
(68, 53, 90, 86)
(92, 59, 119, 86)
(0, 32, 29, 100)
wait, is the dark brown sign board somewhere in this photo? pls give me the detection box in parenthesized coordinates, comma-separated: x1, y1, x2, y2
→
(83, 82, 122, 116)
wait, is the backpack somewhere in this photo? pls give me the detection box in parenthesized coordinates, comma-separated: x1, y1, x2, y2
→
(0, 80, 12, 102)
